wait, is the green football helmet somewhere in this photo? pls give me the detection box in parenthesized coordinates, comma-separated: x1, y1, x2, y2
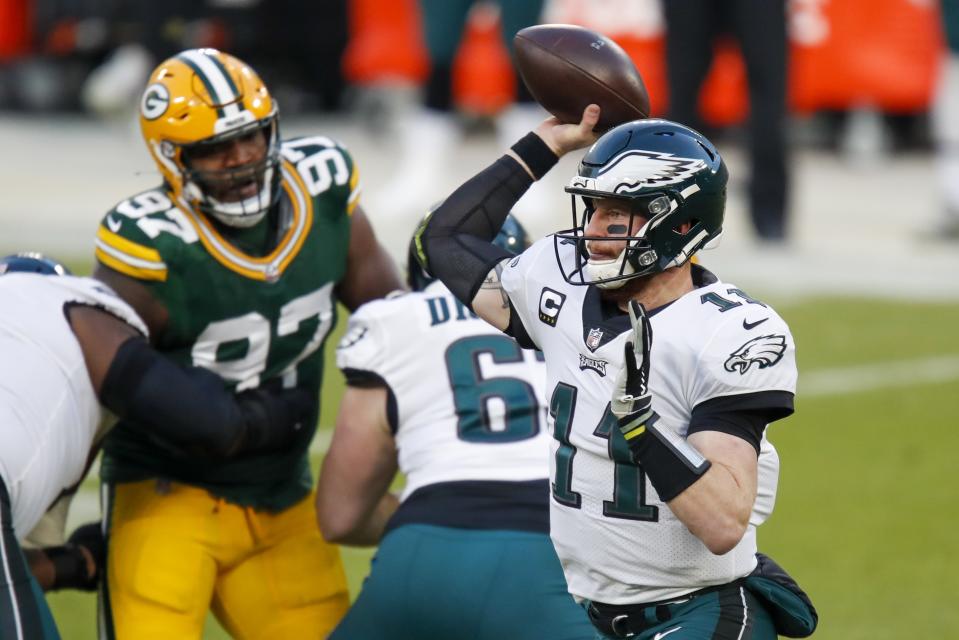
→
(407, 212, 529, 291)
(554, 118, 728, 288)
(0, 252, 72, 276)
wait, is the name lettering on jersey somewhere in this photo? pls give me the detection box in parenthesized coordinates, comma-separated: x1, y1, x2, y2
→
(426, 296, 477, 326)
(538, 288, 566, 326)
(578, 353, 608, 376)
(586, 327, 604, 352)
(724, 334, 787, 374)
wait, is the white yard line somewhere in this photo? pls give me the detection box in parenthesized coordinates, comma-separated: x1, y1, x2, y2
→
(800, 354, 959, 397)
(312, 355, 959, 453)
(64, 354, 959, 532)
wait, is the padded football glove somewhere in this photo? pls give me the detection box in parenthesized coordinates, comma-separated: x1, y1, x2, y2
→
(47, 522, 104, 591)
(235, 387, 314, 454)
(612, 301, 712, 501)
(612, 301, 659, 447)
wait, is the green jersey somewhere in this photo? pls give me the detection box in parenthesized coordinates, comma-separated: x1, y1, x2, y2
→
(96, 136, 358, 510)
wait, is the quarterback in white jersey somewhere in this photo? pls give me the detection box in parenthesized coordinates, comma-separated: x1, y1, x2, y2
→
(317, 218, 592, 640)
(416, 111, 818, 639)
(502, 237, 792, 603)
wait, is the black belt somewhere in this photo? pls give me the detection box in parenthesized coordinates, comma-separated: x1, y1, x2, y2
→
(586, 581, 743, 638)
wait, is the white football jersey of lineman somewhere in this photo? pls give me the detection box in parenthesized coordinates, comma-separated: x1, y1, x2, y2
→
(0, 274, 146, 538)
(500, 238, 796, 605)
(336, 281, 552, 499)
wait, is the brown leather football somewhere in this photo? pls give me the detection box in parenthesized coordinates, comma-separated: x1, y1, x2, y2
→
(514, 24, 650, 132)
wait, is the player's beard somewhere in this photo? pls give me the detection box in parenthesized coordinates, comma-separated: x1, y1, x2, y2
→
(194, 159, 270, 203)
(598, 274, 649, 309)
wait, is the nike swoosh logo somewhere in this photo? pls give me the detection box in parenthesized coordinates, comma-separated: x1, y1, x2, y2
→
(106, 215, 122, 233)
(654, 627, 683, 640)
(743, 317, 769, 330)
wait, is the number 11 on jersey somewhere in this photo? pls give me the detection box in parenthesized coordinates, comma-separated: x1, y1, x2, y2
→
(549, 382, 659, 521)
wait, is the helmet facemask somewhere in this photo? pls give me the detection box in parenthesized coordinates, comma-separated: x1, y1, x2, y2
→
(551, 119, 728, 288)
(176, 111, 281, 228)
(556, 188, 702, 289)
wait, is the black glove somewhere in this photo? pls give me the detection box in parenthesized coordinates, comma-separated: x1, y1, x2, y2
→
(234, 386, 315, 454)
(47, 522, 104, 591)
(611, 302, 712, 500)
(611, 301, 660, 453)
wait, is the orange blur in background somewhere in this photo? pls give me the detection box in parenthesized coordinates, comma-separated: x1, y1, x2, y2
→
(343, 0, 944, 123)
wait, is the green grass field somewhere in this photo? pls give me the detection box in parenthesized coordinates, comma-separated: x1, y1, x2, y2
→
(43, 286, 959, 639)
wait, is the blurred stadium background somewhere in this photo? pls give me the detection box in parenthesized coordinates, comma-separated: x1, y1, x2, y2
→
(2, 0, 958, 638)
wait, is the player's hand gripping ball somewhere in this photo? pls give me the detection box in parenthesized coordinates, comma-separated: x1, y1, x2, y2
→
(514, 24, 650, 132)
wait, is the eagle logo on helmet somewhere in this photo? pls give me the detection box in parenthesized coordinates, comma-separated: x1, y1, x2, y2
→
(724, 334, 787, 375)
(556, 119, 728, 288)
(599, 150, 708, 194)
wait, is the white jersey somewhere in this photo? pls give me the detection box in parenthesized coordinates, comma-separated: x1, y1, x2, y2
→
(336, 281, 552, 500)
(0, 274, 146, 538)
(500, 238, 797, 604)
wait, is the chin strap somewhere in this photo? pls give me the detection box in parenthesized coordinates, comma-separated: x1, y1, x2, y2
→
(586, 255, 632, 289)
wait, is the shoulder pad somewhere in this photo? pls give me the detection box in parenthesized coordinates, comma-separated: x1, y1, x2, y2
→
(336, 308, 384, 375)
(689, 300, 797, 403)
(96, 190, 176, 282)
(280, 137, 359, 214)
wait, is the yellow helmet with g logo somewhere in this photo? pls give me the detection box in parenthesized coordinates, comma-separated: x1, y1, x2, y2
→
(139, 48, 281, 227)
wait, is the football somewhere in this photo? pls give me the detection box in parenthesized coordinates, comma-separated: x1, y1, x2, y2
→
(513, 24, 650, 132)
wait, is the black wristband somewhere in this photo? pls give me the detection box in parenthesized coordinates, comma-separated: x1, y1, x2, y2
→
(510, 132, 559, 180)
(46, 545, 95, 591)
(630, 423, 712, 502)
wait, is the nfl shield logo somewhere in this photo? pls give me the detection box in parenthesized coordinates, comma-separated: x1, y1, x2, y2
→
(586, 327, 603, 352)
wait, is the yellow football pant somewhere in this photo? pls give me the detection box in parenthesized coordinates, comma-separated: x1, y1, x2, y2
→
(100, 479, 349, 640)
